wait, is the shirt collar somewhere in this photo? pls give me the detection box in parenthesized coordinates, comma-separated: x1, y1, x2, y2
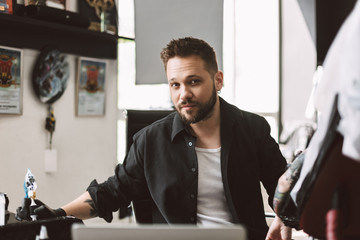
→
(170, 97, 236, 142)
(171, 111, 187, 142)
(219, 97, 236, 127)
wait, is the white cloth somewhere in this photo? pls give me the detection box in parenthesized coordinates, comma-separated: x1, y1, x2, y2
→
(195, 147, 233, 225)
(291, 0, 360, 203)
(314, 0, 360, 161)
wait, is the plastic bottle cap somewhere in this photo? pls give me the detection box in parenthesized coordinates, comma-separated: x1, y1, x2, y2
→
(39, 225, 49, 239)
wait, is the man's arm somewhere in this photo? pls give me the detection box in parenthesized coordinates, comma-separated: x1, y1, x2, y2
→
(61, 191, 98, 220)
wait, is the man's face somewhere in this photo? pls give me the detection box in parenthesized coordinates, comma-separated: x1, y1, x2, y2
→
(166, 55, 219, 125)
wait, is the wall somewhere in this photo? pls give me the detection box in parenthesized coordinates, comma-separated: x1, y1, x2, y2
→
(0, 49, 118, 214)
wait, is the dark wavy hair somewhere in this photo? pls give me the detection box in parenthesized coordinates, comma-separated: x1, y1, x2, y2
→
(160, 37, 218, 76)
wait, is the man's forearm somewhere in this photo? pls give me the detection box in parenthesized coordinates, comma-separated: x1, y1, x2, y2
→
(61, 191, 98, 220)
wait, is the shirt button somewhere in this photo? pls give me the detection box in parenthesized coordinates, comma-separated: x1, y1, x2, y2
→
(191, 167, 196, 172)
(190, 217, 195, 222)
(190, 194, 195, 199)
(188, 142, 193, 147)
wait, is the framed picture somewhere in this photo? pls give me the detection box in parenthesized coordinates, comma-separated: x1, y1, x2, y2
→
(0, 0, 13, 14)
(76, 57, 106, 116)
(0, 46, 23, 115)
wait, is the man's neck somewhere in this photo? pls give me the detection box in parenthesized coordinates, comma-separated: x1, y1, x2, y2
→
(190, 98, 221, 149)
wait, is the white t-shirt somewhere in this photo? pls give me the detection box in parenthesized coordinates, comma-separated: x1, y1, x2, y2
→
(195, 147, 233, 226)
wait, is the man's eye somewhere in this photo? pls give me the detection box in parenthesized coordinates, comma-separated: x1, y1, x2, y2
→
(190, 79, 200, 84)
(170, 83, 180, 88)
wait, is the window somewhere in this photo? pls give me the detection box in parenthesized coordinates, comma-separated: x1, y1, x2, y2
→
(223, 0, 280, 140)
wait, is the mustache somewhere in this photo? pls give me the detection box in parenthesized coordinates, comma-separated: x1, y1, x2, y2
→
(178, 99, 197, 108)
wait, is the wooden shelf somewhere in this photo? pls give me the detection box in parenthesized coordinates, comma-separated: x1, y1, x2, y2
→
(0, 13, 118, 59)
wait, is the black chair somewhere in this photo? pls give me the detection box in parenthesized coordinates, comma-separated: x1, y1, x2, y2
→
(119, 109, 174, 223)
(124, 109, 175, 153)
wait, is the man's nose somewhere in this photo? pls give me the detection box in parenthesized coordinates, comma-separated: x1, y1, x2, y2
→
(180, 86, 192, 100)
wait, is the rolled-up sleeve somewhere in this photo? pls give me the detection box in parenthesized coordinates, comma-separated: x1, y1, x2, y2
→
(86, 135, 151, 222)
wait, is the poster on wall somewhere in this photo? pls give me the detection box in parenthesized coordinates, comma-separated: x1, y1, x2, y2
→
(76, 57, 106, 116)
(0, 0, 13, 14)
(0, 46, 23, 115)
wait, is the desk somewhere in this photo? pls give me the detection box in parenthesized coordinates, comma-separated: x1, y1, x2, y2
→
(0, 213, 82, 240)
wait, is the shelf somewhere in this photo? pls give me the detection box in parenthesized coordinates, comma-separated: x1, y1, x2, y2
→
(0, 13, 118, 59)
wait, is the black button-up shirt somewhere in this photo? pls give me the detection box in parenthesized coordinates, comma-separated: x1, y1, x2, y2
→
(87, 97, 287, 240)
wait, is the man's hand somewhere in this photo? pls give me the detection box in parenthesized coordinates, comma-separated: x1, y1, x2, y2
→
(15, 198, 32, 221)
(15, 198, 66, 221)
(265, 215, 292, 240)
(33, 199, 66, 219)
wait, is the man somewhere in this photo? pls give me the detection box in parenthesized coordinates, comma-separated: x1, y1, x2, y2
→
(18, 37, 290, 240)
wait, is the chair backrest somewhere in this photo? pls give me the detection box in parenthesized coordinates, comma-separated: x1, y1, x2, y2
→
(123, 109, 174, 223)
(125, 109, 174, 153)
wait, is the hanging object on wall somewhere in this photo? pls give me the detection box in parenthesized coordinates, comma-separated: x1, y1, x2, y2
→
(32, 47, 69, 105)
(45, 105, 56, 148)
(32, 46, 69, 149)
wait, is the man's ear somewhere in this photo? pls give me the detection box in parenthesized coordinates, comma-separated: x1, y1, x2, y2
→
(214, 71, 224, 91)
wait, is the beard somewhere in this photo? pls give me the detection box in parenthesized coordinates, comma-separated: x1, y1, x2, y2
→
(177, 86, 217, 125)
